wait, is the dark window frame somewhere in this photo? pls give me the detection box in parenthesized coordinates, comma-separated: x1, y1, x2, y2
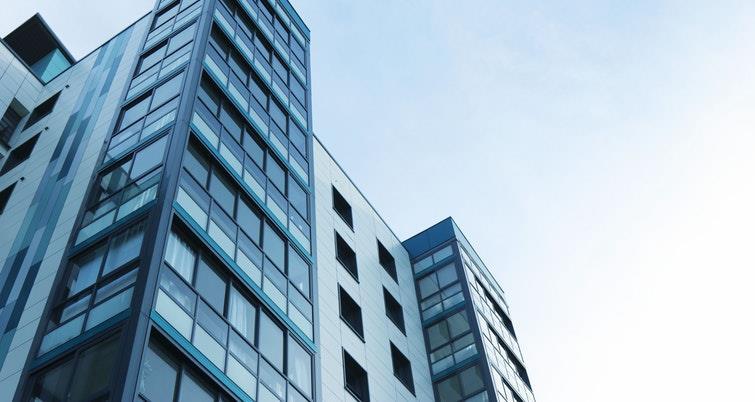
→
(332, 186, 353, 229)
(383, 287, 405, 334)
(0, 182, 16, 215)
(390, 342, 415, 394)
(343, 349, 370, 402)
(24, 92, 60, 130)
(377, 240, 397, 282)
(338, 286, 364, 340)
(335, 232, 358, 281)
(1, 132, 40, 174)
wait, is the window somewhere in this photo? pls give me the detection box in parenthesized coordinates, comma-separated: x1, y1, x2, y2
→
(40, 224, 143, 354)
(383, 288, 405, 334)
(343, 350, 369, 402)
(0, 182, 15, 215)
(0, 99, 27, 145)
(413, 244, 454, 274)
(259, 311, 284, 369)
(138, 339, 227, 402)
(332, 186, 353, 228)
(426, 311, 477, 374)
(436, 365, 486, 402)
(335, 232, 357, 280)
(288, 336, 312, 397)
(418, 262, 464, 320)
(29, 335, 120, 401)
(338, 286, 363, 339)
(377, 240, 397, 281)
(390, 343, 414, 394)
(196, 258, 226, 313)
(24, 92, 60, 129)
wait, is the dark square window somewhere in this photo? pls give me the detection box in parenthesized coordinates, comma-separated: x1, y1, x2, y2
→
(0, 182, 16, 215)
(377, 240, 397, 282)
(24, 92, 60, 130)
(332, 186, 353, 228)
(390, 343, 415, 394)
(0, 99, 27, 145)
(343, 350, 369, 402)
(195, 257, 226, 314)
(383, 288, 405, 334)
(1, 133, 39, 174)
(338, 286, 363, 339)
(335, 232, 358, 280)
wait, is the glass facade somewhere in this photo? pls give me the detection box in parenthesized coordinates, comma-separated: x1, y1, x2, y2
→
(5, 1, 536, 402)
(404, 218, 537, 402)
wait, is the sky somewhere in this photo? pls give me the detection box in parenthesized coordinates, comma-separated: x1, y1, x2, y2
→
(3, 1, 755, 401)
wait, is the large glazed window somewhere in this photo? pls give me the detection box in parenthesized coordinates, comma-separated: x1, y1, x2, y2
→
(77, 137, 167, 244)
(155, 227, 313, 400)
(39, 223, 144, 355)
(426, 310, 478, 375)
(29, 334, 120, 401)
(138, 338, 232, 402)
(191, 79, 311, 248)
(417, 262, 465, 321)
(175, 141, 313, 336)
(435, 365, 487, 402)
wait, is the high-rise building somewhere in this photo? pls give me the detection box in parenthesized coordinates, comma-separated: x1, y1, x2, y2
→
(0, 1, 535, 401)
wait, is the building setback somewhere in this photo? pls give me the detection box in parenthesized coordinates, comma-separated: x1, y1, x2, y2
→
(0, 1, 535, 401)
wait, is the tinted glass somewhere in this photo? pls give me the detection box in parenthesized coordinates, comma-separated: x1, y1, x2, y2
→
(196, 258, 226, 313)
(259, 311, 283, 368)
(263, 224, 285, 269)
(139, 343, 179, 402)
(210, 170, 235, 214)
(130, 136, 167, 179)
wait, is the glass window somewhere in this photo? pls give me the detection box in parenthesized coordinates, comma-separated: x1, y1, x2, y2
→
(266, 156, 285, 192)
(338, 286, 363, 338)
(335, 232, 358, 280)
(196, 258, 226, 313)
(137, 44, 167, 74)
(130, 136, 168, 179)
(377, 241, 397, 281)
(242, 130, 264, 167)
(228, 287, 255, 341)
(220, 105, 243, 141)
(288, 179, 307, 217)
(139, 343, 179, 402)
(67, 245, 106, 296)
(390, 343, 414, 394)
(178, 372, 215, 402)
(263, 224, 285, 269)
(1, 133, 40, 174)
(332, 187, 353, 228)
(259, 311, 283, 369)
(210, 170, 235, 215)
(250, 74, 268, 108)
(168, 23, 197, 54)
(184, 141, 210, 185)
(119, 95, 150, 130)
(24, 92, 60, 129)
(383, 288, 405, 334)
(269, 100, 286, 130)
(166, 230, 196, 283)
(287, 337, 311, 397)
(68, 336, 119, 400)
(237, 198, 261, 242)
(198, 76, 222, 114)
(29, 359, 73, 401)
(103, 222, 144, 275)
(152, 72, 184, 108)
(343, 350, 369, 402)
(153, 2, 178, 28)
(287, 248, 309, 297)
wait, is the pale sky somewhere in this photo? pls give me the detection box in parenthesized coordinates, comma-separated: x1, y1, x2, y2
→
(3, 1, 755, 402)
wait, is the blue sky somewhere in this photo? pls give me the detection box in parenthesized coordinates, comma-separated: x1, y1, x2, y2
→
(3, 1, 755, 401)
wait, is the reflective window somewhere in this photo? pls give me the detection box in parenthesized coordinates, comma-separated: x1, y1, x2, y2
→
(436, 365, 486, 402)
(383, 288, 405, 334)
(332, 186, 352, 228)
(30, 335, 120, 401)
(259, 311, 283, 369)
